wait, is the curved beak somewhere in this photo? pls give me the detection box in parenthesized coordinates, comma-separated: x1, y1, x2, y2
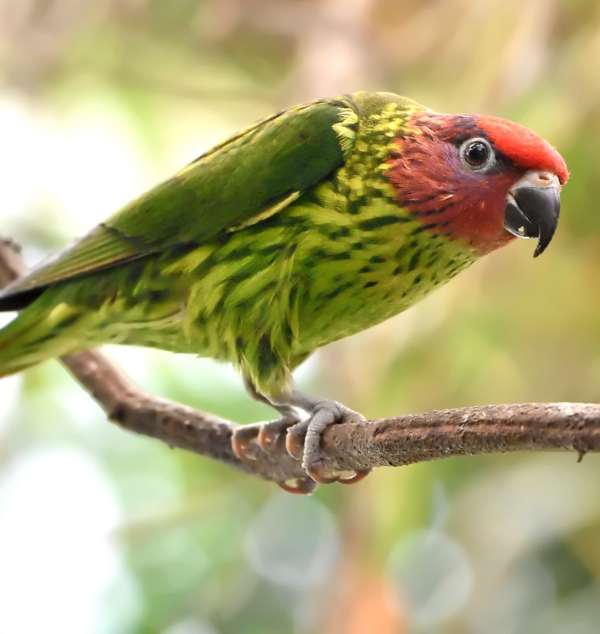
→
(504, 171, 561, 258)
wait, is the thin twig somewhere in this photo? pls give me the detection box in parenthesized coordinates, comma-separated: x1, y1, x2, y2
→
(0, 236, 598, 486)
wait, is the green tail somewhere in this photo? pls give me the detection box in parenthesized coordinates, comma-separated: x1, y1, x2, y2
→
(0, 301, 84, 378)
(0, 316, 45, 377)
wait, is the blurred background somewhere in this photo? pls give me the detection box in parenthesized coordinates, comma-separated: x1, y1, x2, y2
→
(0, 0, 600, 632)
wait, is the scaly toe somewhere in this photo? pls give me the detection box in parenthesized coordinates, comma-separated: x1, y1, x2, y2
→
(337, 468, 372, 485)
(276, 477, 319, 495)
(295, 403, 370, 485)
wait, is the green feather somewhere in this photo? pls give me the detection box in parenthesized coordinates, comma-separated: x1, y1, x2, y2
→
(3, 97, 354, 299)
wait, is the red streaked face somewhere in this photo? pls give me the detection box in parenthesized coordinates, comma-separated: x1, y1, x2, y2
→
(386, 112, 569, 256)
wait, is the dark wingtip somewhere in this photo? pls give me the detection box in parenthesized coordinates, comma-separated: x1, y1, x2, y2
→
(0, 288, 45, 312)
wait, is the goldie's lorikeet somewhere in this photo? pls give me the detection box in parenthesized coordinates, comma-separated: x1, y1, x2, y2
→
(0, 92, 568, 493)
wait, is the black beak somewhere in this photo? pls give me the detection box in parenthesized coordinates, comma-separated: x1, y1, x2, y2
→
(504, 184, 561, 257)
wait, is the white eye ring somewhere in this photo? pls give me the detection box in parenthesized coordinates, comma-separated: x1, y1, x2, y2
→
(459, 137, 496, 172)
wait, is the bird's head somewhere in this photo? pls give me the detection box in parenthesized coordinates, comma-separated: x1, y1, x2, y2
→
(387, 112, 569, 257)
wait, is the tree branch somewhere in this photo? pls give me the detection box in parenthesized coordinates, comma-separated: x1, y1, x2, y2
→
(1, 236, 598, 486)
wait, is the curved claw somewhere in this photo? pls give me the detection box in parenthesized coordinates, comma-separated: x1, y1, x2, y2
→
(276, 477, 319, 495)
(231, 427, 259, 461)
(337, 468, 372, 485)
(258, 425, 280, 452)
(285, 424, 307, 460)
(305, 466, 339, 485)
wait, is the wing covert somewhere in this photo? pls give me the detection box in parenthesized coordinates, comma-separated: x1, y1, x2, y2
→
(0, 96, 357, 307)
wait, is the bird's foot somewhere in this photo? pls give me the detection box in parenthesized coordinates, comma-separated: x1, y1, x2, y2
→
(231, 413, 318, 494)
(231, 396, 372, 493)
(286, 400, 372, 486)
(231, 412, 302, 460)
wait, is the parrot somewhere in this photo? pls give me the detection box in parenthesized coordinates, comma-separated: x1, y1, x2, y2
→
(0, 91, 568, 493)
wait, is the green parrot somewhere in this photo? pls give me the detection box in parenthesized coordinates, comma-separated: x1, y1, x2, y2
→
(0, 92, 568, 492)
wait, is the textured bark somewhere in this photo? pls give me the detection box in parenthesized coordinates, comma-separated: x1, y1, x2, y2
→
(1, 236, 598, 486)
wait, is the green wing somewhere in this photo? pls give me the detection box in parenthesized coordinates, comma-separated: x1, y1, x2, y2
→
(0, 96, 357, 306)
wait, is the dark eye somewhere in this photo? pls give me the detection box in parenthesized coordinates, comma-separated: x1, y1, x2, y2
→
(460, 137, 495, 171)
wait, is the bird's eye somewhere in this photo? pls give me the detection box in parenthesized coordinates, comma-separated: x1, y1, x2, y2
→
(460, 137, 495, 171)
